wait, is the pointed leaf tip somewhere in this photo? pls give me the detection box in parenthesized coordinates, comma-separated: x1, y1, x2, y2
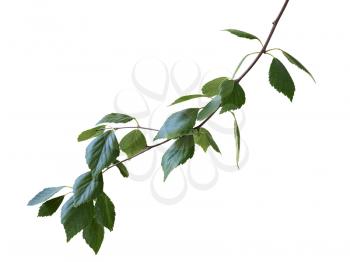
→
(224, 29, 261, 43)
(281, 50, 316, 83)
(83, 219, 104, 254)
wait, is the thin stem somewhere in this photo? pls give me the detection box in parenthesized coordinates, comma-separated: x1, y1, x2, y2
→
(235, 0, 290, 83)
(108, 126, 159, 132)
(232, 51, 260, 79)
(133, 118, 141, 127)
(265, 47, 282, 53)
(103, 139, 171, 173)
(195, 107, 220, 129)
(101, 0, 290, 175)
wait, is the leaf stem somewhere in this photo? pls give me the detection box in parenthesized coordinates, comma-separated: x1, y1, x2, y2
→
(108, 126, 159, 132)
(133, 118, 141, 127)
(265, 47, 282, 53)
(232, 51, 260, 79)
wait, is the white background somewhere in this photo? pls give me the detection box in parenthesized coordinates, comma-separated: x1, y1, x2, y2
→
(1, 0, 350, 261)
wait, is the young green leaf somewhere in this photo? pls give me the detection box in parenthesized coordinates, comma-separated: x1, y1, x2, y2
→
(197, 96, 221, 121)
(95, 192, 115, 231)
(219, 79, 246, 113)
(86, 130, 120, 178)
(116, 162, 129, 178)
(193, 128, 221, 153)
(161, 135, 195, 181)
(61, 197, 94, 241)
(73, 172, 103, 207)
(154, 108, 199, 140)
(170, 94, 206, 106)
(231, 112, 240, 168)
(28, 186, 65, 206)
(96, 113, 134, 125)
(269, 58, 295, 102)
(120, 130, 147, 158)
(83, 218, 104, 254)
(201, 77, 228, 97)
(224, 29, 261, 44)
(78, 125, 106, 142)
(38, 195, 65, 217)
(280, 50, 315, 82)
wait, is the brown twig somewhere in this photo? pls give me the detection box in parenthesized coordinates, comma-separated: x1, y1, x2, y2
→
(236, 0, 290, 82)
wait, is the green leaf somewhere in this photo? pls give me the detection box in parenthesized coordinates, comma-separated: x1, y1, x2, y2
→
(28, 186, 65, 206)
(224, 29, 261, 43)
(170, 94, 206, 106)
(116, 162, 129, 178)
(269, 58, 295, 102)
(120, 130, 147, 158)
(61, 196, 94, 241)
(95, 192, 115, 231)
(38, 195, 65, 217)
(96, 113, 134, 125)
(280, 50, 315, 82)
(73, 172, 103, 207)
(161, 135, 195, 181)
(219, 79, 246, 113)
(83, 218, 104, 254)
(201, 77, 228, 97)
(197, 96, 221, 121)
(78, 125, 106, 142)
(193, 128, 221, 153)
(231, 112, 240, 168)
(154, 108, 199, 140)
(86, 130, 120, 178)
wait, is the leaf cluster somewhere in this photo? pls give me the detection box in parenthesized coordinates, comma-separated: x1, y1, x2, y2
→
(28, 24, 314, 254)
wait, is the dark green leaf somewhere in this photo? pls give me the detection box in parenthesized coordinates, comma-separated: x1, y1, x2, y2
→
(201, 77, 228, 97)
(78, 125, 106, 142)
(95, 192, 115, 231)
(170, 94, 206, 106)
(232, 112, 240, 168)
(38, 195, 65, 217)
(120, 130, 147, 158)
(116, 162, 129, 178)
(193, 128, 220, 153)
(281, 50, 315, 82)
(269, 58, 295, 102)
(224, 29, 261, 43)
(86, 130, 120, 178)
(73, 172, 103, 207)
(28, 186, 65, 206)
(161, 135, 195, 181)
(83, 218, 104, 254)
(154, 108, 199, 140)
(197, 96, 221, 121)
(61, 196, 94, 241)
(219, 79, 246, 113)
(96, 113, 134, 125)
